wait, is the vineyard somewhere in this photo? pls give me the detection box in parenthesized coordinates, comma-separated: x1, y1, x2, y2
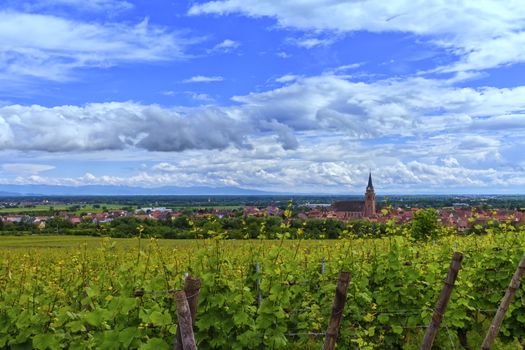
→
(1, 225, 525, 349)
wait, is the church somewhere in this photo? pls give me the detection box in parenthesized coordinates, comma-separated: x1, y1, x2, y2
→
(332, 173, 377, 219)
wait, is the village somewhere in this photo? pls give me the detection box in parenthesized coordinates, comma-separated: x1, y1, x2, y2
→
(1, 202, 524, 233)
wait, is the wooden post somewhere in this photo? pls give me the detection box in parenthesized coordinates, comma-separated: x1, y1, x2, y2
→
(420, 252, 463, 350)
(323, 271, 351, 350)
(175, 276, 201, 350)
(481, 253, 525, 350)
(321, 257, 326, 274)
(256, 261, 262, 306)
(174, 290, 197, 350)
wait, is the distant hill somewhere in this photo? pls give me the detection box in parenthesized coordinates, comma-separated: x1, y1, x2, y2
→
(0, 184, 276, 196)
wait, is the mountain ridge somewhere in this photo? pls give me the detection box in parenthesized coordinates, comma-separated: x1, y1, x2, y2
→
(0, 184, 278, 196)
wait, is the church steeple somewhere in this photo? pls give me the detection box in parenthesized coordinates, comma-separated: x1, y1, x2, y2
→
(367, 172, 374, 191)
(364, 172, 376, 217)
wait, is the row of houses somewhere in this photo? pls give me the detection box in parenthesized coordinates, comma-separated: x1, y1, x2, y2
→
(2, 205, 524, 232)
(299, 206, 525, 230)
(0, 205, 241, 228)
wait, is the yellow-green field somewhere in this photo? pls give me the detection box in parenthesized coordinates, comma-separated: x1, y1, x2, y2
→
(1, 233, 524, 349)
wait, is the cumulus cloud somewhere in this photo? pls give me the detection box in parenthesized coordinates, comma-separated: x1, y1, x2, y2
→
(275, 74, 300, 83)
(182, 75, 224, 83)
(2, 129, 524, 192)
(160, 91, 215, 102)
(189, 0, 525, 72)
(152, 162, 178, 173)
(288, 36, 336, 49)
(0, 11, 190, 82)
(234, 75, 525, 139)
(1, 74, 525, 154)
(7, 145, 518, 192)
(276, 52, 291, 58)
(186, 92, 214, 102)
(210, 39, 240, 53)
(0, 102, 252, 152)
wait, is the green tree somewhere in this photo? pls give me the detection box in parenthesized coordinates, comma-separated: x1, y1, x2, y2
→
(410, 208, 441, 240)
(45, 216, 74, 233)
(172, 215, 191, 229)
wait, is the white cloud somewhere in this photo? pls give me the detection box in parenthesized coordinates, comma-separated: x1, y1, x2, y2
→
(182, 75, 224, 83)
(1, 74, 525, 154)
(5, 142, 520, 192)
(161, 91, 215, 102)
(0, 102, 252, 152)
(152, 162, 178, 173)
(0, 11, 190, 82)
(276, 51, 291, 58)
(186, 92, 214, 102)
(189, 0, 525, 72)
(210, 39, 240, 52)
(441, 157, 460, 168)
(288, 37, 336, 49)
(1, 72, 525, 191)
(275, 74, 300, 83)
(232, 75, 525, 138)
(334, 63, 363, 72)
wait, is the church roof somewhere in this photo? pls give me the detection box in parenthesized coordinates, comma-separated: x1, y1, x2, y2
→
(332, 200, 365, 212)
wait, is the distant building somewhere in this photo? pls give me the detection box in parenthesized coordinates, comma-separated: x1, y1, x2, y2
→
(332, 173, 377, 219)
(364, 173, 376, 217)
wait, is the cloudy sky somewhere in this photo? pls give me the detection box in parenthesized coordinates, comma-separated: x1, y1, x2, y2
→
(0, 0, 524, 194)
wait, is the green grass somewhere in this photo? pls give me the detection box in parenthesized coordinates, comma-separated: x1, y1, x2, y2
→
(0, 204, 125, 215)
(0, 235, 332, 253)
(0, 235, 189, 249)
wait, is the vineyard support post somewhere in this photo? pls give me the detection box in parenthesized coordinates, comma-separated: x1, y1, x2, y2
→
(420, 252, 463, 350)
(481, 253, 525, 350)
(256, 261, 262, 306)
(175, 275, 201, 350)
(323, 271, 351, 350)
(174, 290, 197, 350)
(321, 257, 325, 274)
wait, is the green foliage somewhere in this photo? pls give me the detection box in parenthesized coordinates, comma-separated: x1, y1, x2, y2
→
(410, 208, 441, 240)
(2, 226, 525, 348)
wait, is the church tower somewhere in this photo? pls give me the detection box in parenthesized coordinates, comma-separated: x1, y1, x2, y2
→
(364, 172, 376, 217)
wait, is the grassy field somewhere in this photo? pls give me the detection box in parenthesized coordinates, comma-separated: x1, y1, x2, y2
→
(0, 235, 196, 249)
(0, 204, 125, 215)
(0, 235, 332, 253)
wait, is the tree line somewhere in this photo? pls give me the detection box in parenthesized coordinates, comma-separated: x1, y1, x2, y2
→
(1, 208, 521, 241)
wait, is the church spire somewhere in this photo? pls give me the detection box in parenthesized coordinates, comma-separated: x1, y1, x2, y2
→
(364, 172, 376, 217)
(367, 172, 374, 191)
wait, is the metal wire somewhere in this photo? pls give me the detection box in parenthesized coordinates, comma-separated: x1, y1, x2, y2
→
(133, 289, 200, 302)
(285, 332, 326, 337)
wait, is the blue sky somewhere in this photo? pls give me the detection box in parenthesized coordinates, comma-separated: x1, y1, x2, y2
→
(1, 0, 525, 194)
